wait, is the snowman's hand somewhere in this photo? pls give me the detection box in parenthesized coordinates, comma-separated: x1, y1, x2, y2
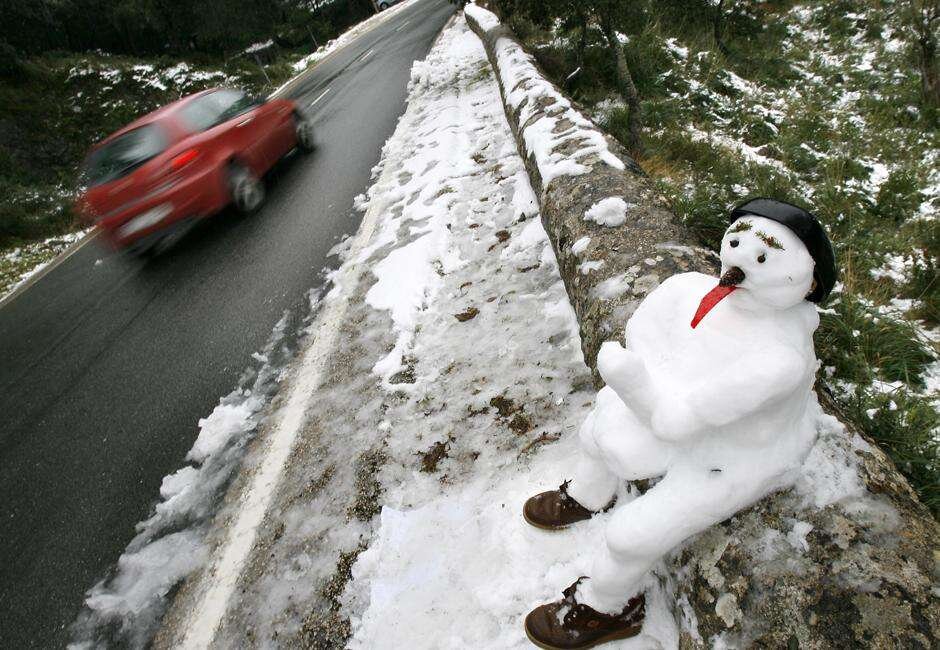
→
(597, 341, 656, 419)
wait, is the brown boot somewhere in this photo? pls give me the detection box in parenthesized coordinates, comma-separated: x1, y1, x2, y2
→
(524, 578, 645, 649)
(522, 481, 613, 530)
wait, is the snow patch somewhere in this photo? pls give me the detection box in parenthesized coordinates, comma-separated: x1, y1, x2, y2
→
(584, 197, 632, 227)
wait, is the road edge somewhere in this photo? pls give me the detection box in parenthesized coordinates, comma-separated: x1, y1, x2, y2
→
(160, 13, 460, 647)
(0, 228, 101, 311)
(268, 0, 422, 100)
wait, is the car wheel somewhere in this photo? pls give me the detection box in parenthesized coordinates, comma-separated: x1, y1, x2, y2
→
(228, 164, 265, 214)
(294, 113, 316, 153)
(379, 2, 389, 9)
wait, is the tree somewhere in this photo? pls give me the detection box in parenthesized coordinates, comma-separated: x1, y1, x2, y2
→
(711, 0, 731, 56)
(595, 0, 644, 154)
(496, 0, 646, 153)
(902, 0, 940, 111)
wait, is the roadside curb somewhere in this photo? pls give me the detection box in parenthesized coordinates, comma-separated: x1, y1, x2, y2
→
(0, 228, 100, 311)
(463, 5, 940, 647)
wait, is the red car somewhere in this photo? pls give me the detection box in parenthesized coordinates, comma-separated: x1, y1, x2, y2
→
(75, 87, 316, 252)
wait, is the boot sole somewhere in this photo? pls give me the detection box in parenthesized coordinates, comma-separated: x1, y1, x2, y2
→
(522, 510, 577, 531)
(524, 620, 643, 649)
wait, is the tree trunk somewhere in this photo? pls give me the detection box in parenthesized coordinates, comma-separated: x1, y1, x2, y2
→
(713, 0, 731, 56)
(921, 37, 940, 109)
(565, 10, 589, 92)
(576, 10, 588, 68)
(918, 24, 940, 109)
(601, 21, 643, 155)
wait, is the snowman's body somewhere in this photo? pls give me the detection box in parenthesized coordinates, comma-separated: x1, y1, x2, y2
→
(565, 217, 823, 614)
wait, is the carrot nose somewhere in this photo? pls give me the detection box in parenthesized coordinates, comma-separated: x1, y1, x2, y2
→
(690, 267, 745, 329)
(718, 266, 745, 287)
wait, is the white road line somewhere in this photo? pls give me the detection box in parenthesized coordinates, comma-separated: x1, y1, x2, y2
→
(308, 87, 331, 107)
(395, 19, 411, 31)
(360, 48, 375, 62)
(173, 132, 401, 650)
(268, 0, 419, 100)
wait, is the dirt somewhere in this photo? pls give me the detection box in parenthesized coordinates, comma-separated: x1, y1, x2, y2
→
(508, 413, 532, 434)
(488, 394, 519, 417)
(454, 307, 479, 321)
(419, 440, 449, 473)
(346, 450, 387, 522)
(296, 546, 366, 649)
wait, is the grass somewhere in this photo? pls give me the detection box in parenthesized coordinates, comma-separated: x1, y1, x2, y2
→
(512, 0, 939, 515)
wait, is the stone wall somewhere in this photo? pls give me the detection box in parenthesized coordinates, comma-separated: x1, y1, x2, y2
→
(464, 5, 939, 648)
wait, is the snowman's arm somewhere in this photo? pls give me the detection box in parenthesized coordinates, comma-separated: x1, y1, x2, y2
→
(597, 341, 657, 420)
(651, 347, 809, 442)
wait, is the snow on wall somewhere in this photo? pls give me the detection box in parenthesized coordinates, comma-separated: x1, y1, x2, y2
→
(584, 196, 633, 227)
(465, 3, 625, 188)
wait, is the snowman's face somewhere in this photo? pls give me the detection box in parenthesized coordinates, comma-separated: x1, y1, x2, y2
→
(719, 216, 815, 311)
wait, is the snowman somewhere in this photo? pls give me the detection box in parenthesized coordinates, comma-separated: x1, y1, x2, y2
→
(522, 198, 837, 649)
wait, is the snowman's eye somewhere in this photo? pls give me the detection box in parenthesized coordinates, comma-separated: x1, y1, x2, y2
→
(757, 253, 766, 263)
(730, 239, 739, 248)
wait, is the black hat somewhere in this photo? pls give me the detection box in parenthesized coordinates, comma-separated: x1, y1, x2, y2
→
(729, 198, 837, 303)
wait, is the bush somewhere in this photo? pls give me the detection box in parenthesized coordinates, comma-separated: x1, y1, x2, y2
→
(816, 293, 934, 388)
(845, 388, 939, 516)
(0, 41, 29, 82)
(904, 225, 940, 326)
(0, 186, 75, 248)
(875, 169, 923, 222)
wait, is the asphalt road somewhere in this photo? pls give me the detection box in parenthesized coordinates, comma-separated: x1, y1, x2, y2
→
(0, 1, 455, 646)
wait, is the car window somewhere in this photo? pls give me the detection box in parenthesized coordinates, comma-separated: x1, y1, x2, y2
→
(178, 89, 258, 133)
(81, 125, 167, 187)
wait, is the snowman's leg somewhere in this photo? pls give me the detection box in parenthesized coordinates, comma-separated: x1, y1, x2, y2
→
(577, 468, 756, 614)
(564, 401, 619, 511)
(566, 388, 669, 511)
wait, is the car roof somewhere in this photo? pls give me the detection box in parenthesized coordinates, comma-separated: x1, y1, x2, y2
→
(96, 87, 234, 147)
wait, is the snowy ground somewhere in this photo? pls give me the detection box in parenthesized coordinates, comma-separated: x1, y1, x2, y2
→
(336, 18, 680, 648)
(66, 9, 918, 649)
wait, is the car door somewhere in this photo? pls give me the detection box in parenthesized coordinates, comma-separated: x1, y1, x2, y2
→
(214, 90, 273, 173)
(238, 99, 287, 171)
(181, 90, 268, 175)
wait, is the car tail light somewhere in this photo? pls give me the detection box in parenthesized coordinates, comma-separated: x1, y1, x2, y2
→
(170, 148, 200, 171)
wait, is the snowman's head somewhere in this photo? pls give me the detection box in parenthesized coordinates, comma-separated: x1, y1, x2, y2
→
(718, 216, 815, 311)
(690, 199, 837, 328)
